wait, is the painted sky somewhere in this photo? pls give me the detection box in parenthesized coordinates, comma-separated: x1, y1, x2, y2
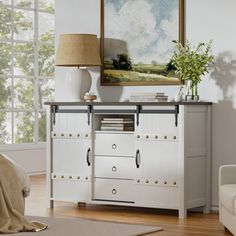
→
(105, 0, 179, 64)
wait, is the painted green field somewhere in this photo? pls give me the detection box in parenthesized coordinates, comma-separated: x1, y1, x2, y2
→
(133, 64, 166, 74)
(104, 63, 178, 83)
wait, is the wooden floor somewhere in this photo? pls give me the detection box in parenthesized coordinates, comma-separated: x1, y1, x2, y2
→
(25, 175, 231, 236)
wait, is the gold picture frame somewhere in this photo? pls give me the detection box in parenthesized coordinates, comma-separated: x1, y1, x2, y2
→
(100, 0, 185, 86)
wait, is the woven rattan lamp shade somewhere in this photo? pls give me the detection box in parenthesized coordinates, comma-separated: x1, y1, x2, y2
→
(55, 34, 101, 67)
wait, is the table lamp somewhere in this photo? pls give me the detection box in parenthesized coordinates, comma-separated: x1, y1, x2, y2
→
(55, 34, 101, 101)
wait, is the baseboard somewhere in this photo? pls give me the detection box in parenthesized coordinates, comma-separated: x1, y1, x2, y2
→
(28, 171, 46, 176)
(2, 149, 46, 173)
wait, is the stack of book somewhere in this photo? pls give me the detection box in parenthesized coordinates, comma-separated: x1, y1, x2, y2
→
(101, 118, 134, 131)
(129, 92, 168, 102)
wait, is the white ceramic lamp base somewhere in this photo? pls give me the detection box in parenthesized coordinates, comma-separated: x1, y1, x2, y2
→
(65, 67, 91, 101)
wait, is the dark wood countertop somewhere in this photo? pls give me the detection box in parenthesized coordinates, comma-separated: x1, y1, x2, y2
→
(45, 101, 212, 106)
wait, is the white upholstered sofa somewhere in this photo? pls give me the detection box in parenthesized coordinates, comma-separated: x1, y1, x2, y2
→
(219, 165, 236, 235)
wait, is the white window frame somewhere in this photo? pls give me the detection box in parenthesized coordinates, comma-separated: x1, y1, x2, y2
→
(0, 0, 54, 149)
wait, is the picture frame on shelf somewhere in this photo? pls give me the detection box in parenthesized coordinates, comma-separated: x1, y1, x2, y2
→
(100, 0, 185, 86)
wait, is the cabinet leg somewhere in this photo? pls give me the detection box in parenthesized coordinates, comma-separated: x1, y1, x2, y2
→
(179, 208, 187, 218)
(203, 205, 210, 214)
(50, 200, 54, 208)
(78, 202, 86, 207)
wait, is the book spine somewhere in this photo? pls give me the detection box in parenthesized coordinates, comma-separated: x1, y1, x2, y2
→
(101, 121, 134, 124)
(103, 118, 133, 121)
(101, 127, 134, 131)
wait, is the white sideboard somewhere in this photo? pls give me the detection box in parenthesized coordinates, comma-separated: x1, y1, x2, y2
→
(46, 102, 212, 218)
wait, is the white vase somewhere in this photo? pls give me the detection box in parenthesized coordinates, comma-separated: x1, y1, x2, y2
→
(65, 67, 91, 101)
(175, 85, 185, 102)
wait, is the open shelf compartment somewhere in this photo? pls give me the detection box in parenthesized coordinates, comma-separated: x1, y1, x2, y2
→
(93, 114, 135, 132)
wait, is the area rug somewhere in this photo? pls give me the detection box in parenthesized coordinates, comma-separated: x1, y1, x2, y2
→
(10, 216, 162, 236)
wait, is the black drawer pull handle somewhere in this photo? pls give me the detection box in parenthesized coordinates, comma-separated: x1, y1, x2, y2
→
(112, 166, 117, 172)
(135, 150, 141, 168)
(112, 144, 117, 149)
(87, 148, 91, 166)
(112, 189, 117, 194)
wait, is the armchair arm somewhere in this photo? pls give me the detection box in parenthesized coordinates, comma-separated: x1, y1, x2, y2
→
(219, 165, 236, 186)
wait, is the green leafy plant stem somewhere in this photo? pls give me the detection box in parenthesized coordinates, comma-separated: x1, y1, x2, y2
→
(171, 40, 214, 96)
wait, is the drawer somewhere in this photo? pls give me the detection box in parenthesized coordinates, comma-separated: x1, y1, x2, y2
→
(93, 179, 134, 202)
(95, 156, 134, 179)
(95, 133, 134, 156)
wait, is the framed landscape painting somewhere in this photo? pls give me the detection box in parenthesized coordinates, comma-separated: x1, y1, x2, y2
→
(100, 0, 185, 86)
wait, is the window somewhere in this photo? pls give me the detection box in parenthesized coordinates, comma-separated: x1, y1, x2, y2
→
(0, 0, 54, 145)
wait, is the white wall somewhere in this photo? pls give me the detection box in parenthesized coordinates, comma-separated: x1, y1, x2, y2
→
(55, 0, 236, 207)
(186, 0, 236, 208)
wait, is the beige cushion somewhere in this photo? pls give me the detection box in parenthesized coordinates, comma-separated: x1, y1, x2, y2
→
(220, 184, 236, 215)
(0, 153, 30, 197)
